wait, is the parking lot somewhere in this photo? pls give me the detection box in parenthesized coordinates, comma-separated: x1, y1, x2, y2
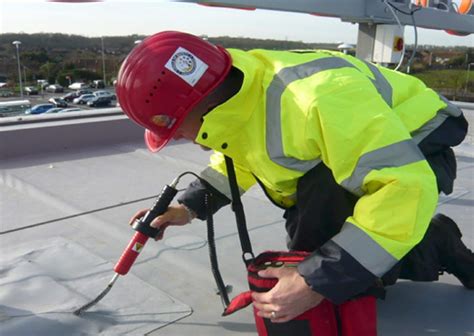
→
(0, 86, 118, 116)
(30, 87, 116, 108)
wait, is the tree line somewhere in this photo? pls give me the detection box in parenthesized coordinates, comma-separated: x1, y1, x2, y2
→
(0, 33, 472, 94)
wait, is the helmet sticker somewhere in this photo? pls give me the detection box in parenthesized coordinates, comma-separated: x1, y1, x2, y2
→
(151, 115, 176, 129)
(165, 47, 209, 87)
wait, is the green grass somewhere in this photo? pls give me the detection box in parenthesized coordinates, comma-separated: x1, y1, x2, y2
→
(412, 69, 474, 92)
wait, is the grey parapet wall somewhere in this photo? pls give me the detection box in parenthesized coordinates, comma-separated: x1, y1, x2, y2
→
(0, 108, 144, 160)
(1, 103, 472, 160)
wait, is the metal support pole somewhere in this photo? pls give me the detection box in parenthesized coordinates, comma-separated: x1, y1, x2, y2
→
(101, 37, 106, 85)
(12, 41, 23, 98)
(355, 23, 376, 62)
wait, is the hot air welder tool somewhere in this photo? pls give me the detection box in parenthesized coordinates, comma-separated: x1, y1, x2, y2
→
(73, 174, 188, 316)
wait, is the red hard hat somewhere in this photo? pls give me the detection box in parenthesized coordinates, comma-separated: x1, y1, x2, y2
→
(116, 31, 232, 152)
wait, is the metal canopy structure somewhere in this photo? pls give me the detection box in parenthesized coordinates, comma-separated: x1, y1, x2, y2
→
(174, 0, 473, 63)
(174, 0, 474, 33)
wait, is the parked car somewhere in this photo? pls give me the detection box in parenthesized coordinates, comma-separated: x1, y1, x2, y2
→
(25, 86, 38, 95)
(77, 89, 93, 96)
(46, 84, 64, 93)
(93, 90, 115, 100)
(62, 89, 92, 102)
(24, 104, 55, 115)
(0, 100, 31, 117)
(37, 80, 49, 89)
(90, 80, 105, 89)
(62, 92, 78, 102)
(73, 94, 96, 104)
(43, 107, 65, 114)
(48, 97, 68, 108)
(68, 82, 88, 90)
(59, 107, 82, 113)
(87, 96, 112, 107)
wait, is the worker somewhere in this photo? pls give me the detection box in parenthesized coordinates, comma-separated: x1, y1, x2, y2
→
(117, 31, 473, 325)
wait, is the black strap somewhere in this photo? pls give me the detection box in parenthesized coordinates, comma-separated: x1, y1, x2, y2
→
(224, 156, 255, 265)
(205, 192, 230, 308)
(205, 157, 253, 311)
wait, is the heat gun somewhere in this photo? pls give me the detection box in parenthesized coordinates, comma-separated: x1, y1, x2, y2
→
(73, 178, 179, 316)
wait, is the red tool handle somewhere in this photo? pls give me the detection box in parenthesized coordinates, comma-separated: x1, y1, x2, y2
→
(114, 231, 149, 275)
(113, 184, 178, 276)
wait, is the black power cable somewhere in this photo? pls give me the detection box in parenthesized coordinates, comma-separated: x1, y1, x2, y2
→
(384, 0, 421, 73)
(0, 195, 158, 235)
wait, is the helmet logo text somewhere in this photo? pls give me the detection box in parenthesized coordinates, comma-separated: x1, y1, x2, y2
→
(171, 51, 196, 75)
(165, 47, 209, 87)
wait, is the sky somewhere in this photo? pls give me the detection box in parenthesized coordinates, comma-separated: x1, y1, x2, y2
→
(0, 0, 473, 47)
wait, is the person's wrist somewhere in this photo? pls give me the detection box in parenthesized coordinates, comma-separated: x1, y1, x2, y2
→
(181, 204, 196, 223)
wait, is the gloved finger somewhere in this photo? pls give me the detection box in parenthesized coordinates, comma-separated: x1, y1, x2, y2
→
(256, 309, 288, 322)
(253, 301, 278, 313)
(150, 213, 170, 229)
(257, 267, 282, 279)
(154, 224, 169, 241)
(128, 209, 149, 226)
(252, 291, 272, 305)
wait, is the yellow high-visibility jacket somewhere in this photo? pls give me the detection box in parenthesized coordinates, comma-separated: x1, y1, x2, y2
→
(179, 48, 464, 303)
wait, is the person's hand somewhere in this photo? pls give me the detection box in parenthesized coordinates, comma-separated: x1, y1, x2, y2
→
(128, 204, 194, 240)
(252, 266, 324, 323)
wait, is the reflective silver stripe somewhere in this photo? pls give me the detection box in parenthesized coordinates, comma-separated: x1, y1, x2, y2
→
(341, 139, 425, 197)
(266, 56, 394, 172)
(411, 96, 462, 144)
(332, 222, 398, 277)
(439, 95, 462, 118)
(411, 109, 450, 144)
(266, 57, 351, 172)
(200, 167, 244, 199)
(363, 61, 393, 106)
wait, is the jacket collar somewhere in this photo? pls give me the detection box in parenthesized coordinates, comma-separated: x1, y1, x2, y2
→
(195, 49, 263, 158)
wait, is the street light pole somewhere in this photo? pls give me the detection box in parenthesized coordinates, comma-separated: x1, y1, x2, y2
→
(101, 36, 106, 85)
(12, 40, 23, 98)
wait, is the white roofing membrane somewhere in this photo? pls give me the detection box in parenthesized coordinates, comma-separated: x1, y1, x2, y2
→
(1, 237, 191, 336)
(0, 107, 473, 335)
